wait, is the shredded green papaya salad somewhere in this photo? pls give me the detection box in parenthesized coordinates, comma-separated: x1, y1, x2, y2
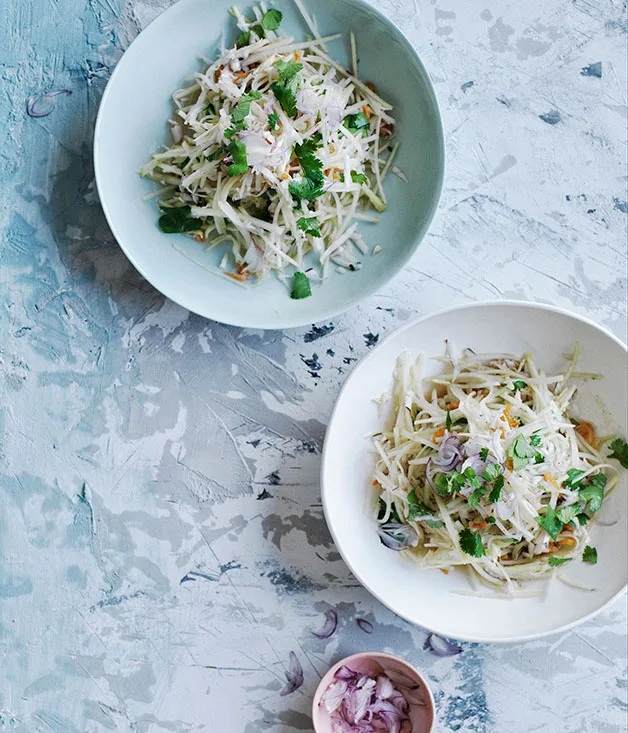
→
(140, 3, 400, 298)
(372, 345, 628, 592)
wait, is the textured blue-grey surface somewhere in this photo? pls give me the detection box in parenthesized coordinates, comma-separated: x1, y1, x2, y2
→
(1, 0, 627, 731)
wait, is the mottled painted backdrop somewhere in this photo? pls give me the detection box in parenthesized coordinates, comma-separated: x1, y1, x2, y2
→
(1, 0, 627, 731)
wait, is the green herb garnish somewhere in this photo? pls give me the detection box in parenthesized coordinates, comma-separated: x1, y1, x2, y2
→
(582, 545, 598, 564)
(290, 271, 311, 299)
(548, 556, 572, 567)
(446, 410, 452, 431)
(479, 448, 489, 461)
(260, 8, 282, 30)
(236, 31, 250, 48)
(344, 111, 370, 136)
(459, 528, 485, 558)
(608, 438, 628, 468)
(579, 473, 606, 513)
(350, 170, 368, 185)
(556, 503, 581, 524)
(563, 468, 585, 490)
(226, 139, 248, 176)
(158, 205, 201, 234)
(289, 139, 324, 201)
(271, 59, 302, 118)
(507, 434, 539, 471)
(296, 216, 321, 237)
(268, 112, 279, 130)
(231, 90, 262, 130)
(488, 474, 504, 503)
(536, 506, 563, 540)
(512, 380, 527, 391)
(530, 431, 542, 447)
(481, 463, 502, 482)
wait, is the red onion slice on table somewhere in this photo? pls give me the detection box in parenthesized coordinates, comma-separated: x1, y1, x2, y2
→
(280, 651, 303, 696)
(356, 618, 374, 634)
(312, 608, 338, 639)
(424, 633, 463, 657)
(26, 90, 72, 118)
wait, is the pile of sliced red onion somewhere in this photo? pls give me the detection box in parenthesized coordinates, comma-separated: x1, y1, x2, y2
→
(320, 665, 413, 733)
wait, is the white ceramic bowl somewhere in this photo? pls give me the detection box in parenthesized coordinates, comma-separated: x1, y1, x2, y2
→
(321, 301, 628, 642)
(94, 0, 444, 329)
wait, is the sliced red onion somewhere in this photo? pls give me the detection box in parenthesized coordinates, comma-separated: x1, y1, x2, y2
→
(280, 651, 303, 696)
(26, 89, 72, 118)
(320, 667, 412, 732)
(335, 665, 358, 680)
(433, 434, 463, 471)
(424, 633, 463, 657)
(425, 457, 437, 490)
(377, 522, 418, 551)
(313, 608, 338, 639)
(356, 618, 374, 634)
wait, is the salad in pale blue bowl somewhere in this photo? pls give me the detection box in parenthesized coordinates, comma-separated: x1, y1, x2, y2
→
(95, 0, 444, 328)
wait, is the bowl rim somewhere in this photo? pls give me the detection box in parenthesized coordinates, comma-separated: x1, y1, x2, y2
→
(311, 651, 436, 732)
(320, 299, 628, 643)
(93, 0, 445, 329)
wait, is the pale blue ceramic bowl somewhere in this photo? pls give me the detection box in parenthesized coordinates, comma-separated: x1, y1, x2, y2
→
(95, 0, 444, 329)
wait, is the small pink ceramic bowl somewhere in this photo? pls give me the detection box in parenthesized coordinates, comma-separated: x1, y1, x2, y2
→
(312, 652, 435, 733)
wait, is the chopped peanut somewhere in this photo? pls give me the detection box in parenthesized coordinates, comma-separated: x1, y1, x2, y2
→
(557, 537, 576, 547)
(365, 81, 377, 92)
(449, 400, 460, 410)
(543, 473, 559, 490)
(214, 66, 223, 82)
(372, 479, 379, 486)
(234, 70, 248, 81)
(433, 427, 446, 442)
(362, 104, 371, 120)
(563, 524, 574, 533)
(505, 457, 513, 471)
(471, 521, 488, 530)
(193, 233, 206, 242)
(440, 568, 449, 575)
(225, 271, 248, 282)
(576, 421, 597, 446)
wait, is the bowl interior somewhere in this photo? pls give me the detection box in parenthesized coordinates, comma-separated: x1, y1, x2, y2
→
(94, 0, 444, 328)
(312, 652, 435, 733)
(321, 302, 628, 642)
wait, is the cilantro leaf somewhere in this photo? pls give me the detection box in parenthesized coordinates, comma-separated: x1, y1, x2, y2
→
(271, 60, 302, 118)
(260, 8, 282, 31)
(488, 474, 504, 503)
(407, 489, 433, 520)
(231, 90, 262, 129)
(459, 528, 485, 558)
(556, 503, 581, 524)
(563, 468, 585, 490)
(426, 519, 443, 528)
(608, 437, 628, 468)
(226, 139, 248, 176)
(579, 473, 606, 513)
(289, 140, 324, 201)
(290, 272, 311, 299)
(236, 30, 250, 48)
(467, 486, 487, 508)
(158, 205, 202, 234)
(486, 516, 496, 524)
(548, 556, 572, 567)
(296, 216, 321, 237)
(434, 472, 462, 496)
(507, 434, 538, 471)
(224, 127, 236, 139)
(575, 512, 590, 526)
(582, 545, 597, 564)
(271, 81, 298, 117)
(275, 59, 303, 83)
(350, 170, 368, 185)
(463, 467, 481, 488)
(536, 506, 563, 540)
(512, 380, 527, 391)
(481, 463, 503, 482)
(344, 111, 370, 136)
(479, 448, 489, 461)
(530, 431, 542, 447)
(446, 410, 452, 431)
(268, 112, 279, 130)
